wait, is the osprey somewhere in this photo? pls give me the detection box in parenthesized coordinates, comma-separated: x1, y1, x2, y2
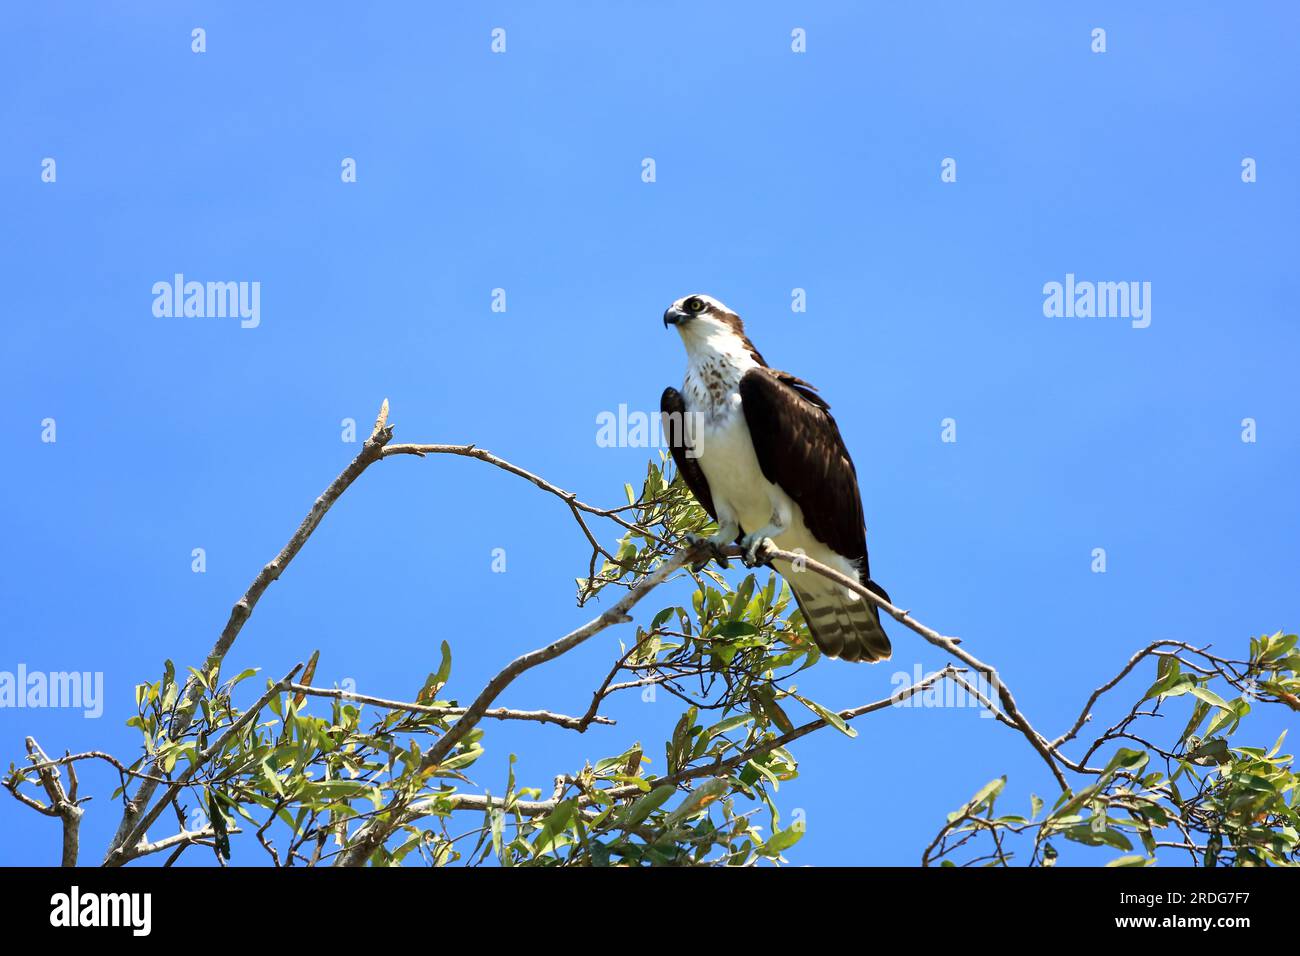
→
(661, 294, 892, 663)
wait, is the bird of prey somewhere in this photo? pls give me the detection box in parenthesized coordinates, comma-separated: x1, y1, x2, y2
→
(661, 294, 891, 663)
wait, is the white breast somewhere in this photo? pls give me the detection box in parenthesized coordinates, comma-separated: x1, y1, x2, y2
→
(680, 352, 861, 590)
(692, 393, 774, 534)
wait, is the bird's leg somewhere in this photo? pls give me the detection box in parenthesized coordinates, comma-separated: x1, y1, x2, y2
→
(738, 518, 786, 568)
(684, 519, 738, 572)
(740, 498, 791, 568)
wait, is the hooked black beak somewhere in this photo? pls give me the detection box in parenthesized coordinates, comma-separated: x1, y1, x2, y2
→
(663, 306, 688, 328)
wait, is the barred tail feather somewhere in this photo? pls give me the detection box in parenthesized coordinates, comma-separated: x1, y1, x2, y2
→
(790, 575, 892, 664)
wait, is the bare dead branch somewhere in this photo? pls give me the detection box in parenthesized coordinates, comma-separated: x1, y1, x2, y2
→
(575, 644, 643, 732)
(284, 683, 614, 729)
(382, 443, 662, 542)
(129, 824, 241, 862)
(16, 750, 178, 787)
(23, 738, 83, 866)
(105, 404, 396, 861)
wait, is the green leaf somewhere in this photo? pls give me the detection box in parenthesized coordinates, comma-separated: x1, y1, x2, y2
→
(207, 790, 231, 861)
(745, 757, 783, 789)
(1142, 657, 1183, 700)
(490, 808, 505, 862)
(667, 706, 699, 773)
(729, 576, 756, 620)
(1179, 700, 1211, 744)
(261, 759, 285, 797)
(1186, 737, 1232, 765)
(532, 799, 577, 857)
(1063, 823, 1132, 851)
(438, 745, 484, 773)
(616, 785, 675, 828)
(967, 776, 1006, 811)
(764, 825, 804, 855)
(665, 778, 730, 826)
(752, 685, 795, 734)
(1188, 684, 1231, 712)
(306, 779, 373, 799)
(709, 620, 760, 640)
(1100, 747, 1149, 777)
(1267, 729, 1289, 759)
(703, 713, 754, 742)
(419, 642, 453, 702)
(791, 693, 856, 738)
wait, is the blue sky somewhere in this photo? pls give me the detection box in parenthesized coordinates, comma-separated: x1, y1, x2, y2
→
(1, 2, 1296, 866)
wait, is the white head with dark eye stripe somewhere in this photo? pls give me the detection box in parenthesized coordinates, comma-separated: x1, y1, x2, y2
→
(662, 293, 761, 360)
(665, 293, 748, 343)
(663, 294, 743, 334)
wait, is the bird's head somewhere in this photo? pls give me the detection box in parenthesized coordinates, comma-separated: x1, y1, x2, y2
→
(663, 294, 766, 367)
(663, 294, 747, 346)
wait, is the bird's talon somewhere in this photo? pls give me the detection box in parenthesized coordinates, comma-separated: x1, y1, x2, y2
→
(683, 534, 731, 572)
(684, 533, 706, 571)
(741, 537, 774, 568)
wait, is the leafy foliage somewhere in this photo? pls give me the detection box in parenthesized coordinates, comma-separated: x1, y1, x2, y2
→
(925, 631, 1300, 867)
(6, 453, 1296, 868)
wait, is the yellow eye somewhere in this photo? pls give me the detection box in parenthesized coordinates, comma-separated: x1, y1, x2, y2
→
(684, 297, 705, 313)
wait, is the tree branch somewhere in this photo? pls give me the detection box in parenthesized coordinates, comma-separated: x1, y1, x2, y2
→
(284, 683, 614, 730)
(104, 404, 395, 861)
(18, 401, 1075, 866)
(752, 542, 1070, 791)
(21, 738, 83, 866)
(332, 542, 709, 865)
(406, 665, 962, 819)
(129, 824, 241, 862)
(105, 664, 304, 867)
(382, 443, 661, 542)
(1050, 639, 1244, 750)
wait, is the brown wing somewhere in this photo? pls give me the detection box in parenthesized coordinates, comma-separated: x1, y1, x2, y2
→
(661, 387, 716, 520)
(739, 368, 869, 570)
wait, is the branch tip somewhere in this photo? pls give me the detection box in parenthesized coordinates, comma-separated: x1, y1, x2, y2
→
(371, 398, 390, 437)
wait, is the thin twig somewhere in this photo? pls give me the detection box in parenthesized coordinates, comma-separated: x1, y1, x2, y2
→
(382, 443, 662, 542)
(284, 683, 614, 729)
